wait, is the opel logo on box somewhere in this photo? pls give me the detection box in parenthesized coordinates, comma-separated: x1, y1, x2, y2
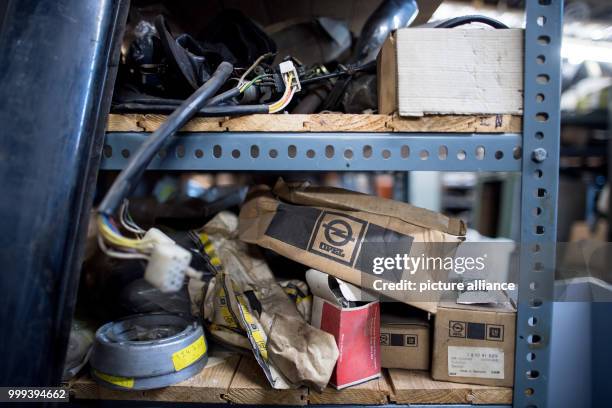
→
(308, 211, 368, 266)
(449, 321, 466, 338)
(322, 219, 355, 247)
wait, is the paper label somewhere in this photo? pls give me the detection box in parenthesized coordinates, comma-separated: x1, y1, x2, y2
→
(172, 335, 206, 371)
(448, 346, 504, 379)
(93, 370, 134, 388)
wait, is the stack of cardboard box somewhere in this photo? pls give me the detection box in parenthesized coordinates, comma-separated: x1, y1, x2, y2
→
(303, 267, 516, 389)
(239, 179, 516, 390)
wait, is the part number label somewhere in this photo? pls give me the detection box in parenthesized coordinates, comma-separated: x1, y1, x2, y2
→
(172, 335, 206, 371)
(448, 346, 504, 379)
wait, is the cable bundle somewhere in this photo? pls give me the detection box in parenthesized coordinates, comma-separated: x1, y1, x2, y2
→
(96, 58, 300, 272)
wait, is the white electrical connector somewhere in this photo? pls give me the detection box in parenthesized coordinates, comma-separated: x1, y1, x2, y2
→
(279, 60, 301, 92)
(143, 228, 175, 245)
(144, 242, 192, 293)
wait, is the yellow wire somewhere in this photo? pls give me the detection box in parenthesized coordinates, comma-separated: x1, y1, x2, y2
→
(96, 215, 151, 250)
(269, 73, 294, 113)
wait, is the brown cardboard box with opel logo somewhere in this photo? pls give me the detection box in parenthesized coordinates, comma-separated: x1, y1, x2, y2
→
(239, 179, 466, 314)
(309, 211, 368, 266)
(380, 313, 430, 370)
(432, 298, 517, 387)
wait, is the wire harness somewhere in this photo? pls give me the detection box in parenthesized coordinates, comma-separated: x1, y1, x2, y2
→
(96, 62, 233, 292)
(95, 59, 301, 292)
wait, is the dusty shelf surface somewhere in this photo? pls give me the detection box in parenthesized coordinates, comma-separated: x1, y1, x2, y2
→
(70, 356, 512, 405)
(107, 113, 522, 134)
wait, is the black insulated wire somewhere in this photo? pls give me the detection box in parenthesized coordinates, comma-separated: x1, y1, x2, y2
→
(112, 103, 268, 116)
(98, 61, 234, 216)
(300, 61, 377, 86)
(200, 105, 268, 115)
(206, 87, 241, 106)
(434, 15, 509, 29)
(112, 87, 240, 110)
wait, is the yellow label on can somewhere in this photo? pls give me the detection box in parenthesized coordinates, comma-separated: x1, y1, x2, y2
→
(93, 370, 135, 388)
(172, 335, 206, 371)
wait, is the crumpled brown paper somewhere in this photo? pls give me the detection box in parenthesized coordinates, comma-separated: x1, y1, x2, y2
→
(191, 211, 338, 390)
(268, 314, 339, 392)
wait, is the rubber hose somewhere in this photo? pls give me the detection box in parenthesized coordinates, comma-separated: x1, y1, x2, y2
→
(112, 103, 268, 116)
(292, 87, 329, 114)
(206, 87, 241, 106)
(113, 87, 239, 109)
(98, 61, 233, 215)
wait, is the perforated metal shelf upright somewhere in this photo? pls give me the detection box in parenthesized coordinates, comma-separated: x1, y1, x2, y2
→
(99, 1, 562, 407)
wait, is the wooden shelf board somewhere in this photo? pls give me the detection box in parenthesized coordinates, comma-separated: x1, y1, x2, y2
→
(70, 360, 512, 405)
(224, 357, 307, 405)
(309, 373, 392, 405)
(387, 369, 513, 405)
(107, 113, 522, 134)
(70, 354, 240, 403)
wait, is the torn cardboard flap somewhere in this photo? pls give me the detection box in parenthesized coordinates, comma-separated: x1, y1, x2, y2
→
(273, 179, 466, 236)
(307, 269, 381, 389)
(337, 275, 377, 302)
(306, 269, 377, 306)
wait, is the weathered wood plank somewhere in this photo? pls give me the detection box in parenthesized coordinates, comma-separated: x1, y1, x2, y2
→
(107, 113, 521, 133)
(309, 375, 391, 405)
(71, 361, 512, 405)
(70, 354, 240, 403)
(387, 113, 521, 133)
(224, 357, 307, 405)
(303, 114, 389, 132)
(107, 113, 146, 132)
(387, 369, 513, 405)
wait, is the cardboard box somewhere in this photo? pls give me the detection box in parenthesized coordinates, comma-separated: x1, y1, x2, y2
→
(306, 269, 380, 389)
(378, 28, 523, 116)
(431, 300, 516, 387)
(380, 314, 430, 370)
(239, 179, 465, 314)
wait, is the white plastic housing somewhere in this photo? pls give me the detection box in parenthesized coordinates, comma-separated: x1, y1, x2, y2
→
(279, 60, 301, 91)
(143, 228, 175, 245)
(144, 243, 192, 292)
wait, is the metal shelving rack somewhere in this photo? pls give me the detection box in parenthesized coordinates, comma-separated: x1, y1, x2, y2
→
(99, 2, 562, 407)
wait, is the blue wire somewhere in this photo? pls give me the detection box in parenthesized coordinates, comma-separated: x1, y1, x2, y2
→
(102, 215, 120, 234)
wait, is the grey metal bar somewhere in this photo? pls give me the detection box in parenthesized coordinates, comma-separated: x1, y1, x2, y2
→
(101, 132, 522, 172)
(514, 1, 563, 408)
